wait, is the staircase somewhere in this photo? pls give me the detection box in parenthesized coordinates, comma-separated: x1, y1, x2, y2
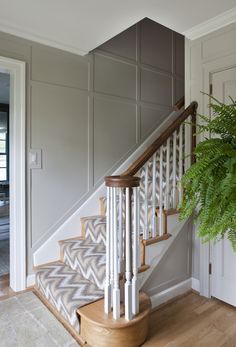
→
(34, 98, 198, 346)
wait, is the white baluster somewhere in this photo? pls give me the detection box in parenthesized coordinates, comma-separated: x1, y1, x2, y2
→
(113, 188, 120, 319)
(104, 187, 111, 314)
(144, 163, 149, 240)
(110, 188, 114, 308)
(159, 146, 164, 236)
(165, 138, 170, 210)
(172, 131, 177, 209)
(118, 188, 123, 273)
(152, 154, 157, 238)
(137, 187, 141, 268)
(179, 124, 183, 205)
(125, 187, 132, 321)
(132, 188, 139, 315)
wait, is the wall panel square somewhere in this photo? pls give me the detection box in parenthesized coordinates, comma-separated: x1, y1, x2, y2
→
(94, 97, 136, 183)
(94, 54, 136, 99)
(97, 24, 137, 61)
(32, 46, 89, 90)
(31, 83, 89, 246)
(141, 68, 172, 106)
(140, 18, 172, 73)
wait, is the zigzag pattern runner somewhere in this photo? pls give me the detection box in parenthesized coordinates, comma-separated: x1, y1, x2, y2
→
(61, 238, 106, 290)
(82, 216, 106, 246)
(36, 262, 103, 332)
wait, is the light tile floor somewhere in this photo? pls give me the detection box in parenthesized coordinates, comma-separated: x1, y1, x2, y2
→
(0, 291, 79, 346)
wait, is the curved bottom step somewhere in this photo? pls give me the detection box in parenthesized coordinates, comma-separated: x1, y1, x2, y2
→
(78, 292, 151, 347)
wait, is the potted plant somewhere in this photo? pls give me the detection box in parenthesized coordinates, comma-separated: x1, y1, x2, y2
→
(179, 95, 236, 251)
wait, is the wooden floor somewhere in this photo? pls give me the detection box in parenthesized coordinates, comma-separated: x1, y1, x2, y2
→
(144, 292, 236, 347)
(1, 280, 236, 346)
(0, 274, 14, 300)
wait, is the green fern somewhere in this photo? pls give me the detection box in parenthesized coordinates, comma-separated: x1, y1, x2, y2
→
(179, 95, 236, 251)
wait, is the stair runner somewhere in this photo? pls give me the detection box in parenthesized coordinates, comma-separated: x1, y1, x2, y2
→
(35, 216, 106, 333)
(35, 135, 180, 335)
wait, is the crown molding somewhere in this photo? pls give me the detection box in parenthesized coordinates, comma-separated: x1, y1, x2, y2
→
(183, 7, 236, 40)
(0, 20, 88, 56)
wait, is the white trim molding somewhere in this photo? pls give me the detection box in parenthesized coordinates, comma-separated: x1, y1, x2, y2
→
(27, 274, 36, 287)
(150, 279, 192, 309)
(192, 277, 200, 293)
(0, 56, 26, 292)
(183, 6, 236, 40)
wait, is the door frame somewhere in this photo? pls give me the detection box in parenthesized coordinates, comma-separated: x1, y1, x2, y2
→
(199, 53, 236, 298)
(0, 56, 26, 291)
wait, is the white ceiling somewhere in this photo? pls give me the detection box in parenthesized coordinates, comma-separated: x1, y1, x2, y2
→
(0, 73, 9, 104)
(0, 0, 235, 55)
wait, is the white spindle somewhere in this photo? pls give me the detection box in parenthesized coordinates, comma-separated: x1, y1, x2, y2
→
(132, 188, 139, 315)
(113, 188, 120, 319)
(125, 188, 132, 321)
(159, 146, 164, 236)
(137, 187, 141, 268)
(104, 187, 111, 314)
(144, 163, 149, 240)
(151, 154, 157, 238)
(110, 188, 114, 308)
(178, 124, 183, 204)
(165, 138, 170, 210)
(172, 131, 177, 209)
(118, 188, 123, 273)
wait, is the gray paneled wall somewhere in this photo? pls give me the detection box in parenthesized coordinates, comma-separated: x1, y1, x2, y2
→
(0, 18, 184, 274)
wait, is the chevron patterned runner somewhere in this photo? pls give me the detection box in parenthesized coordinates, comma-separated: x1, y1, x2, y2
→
(35, 212, 107, 336)
(36, 262, 103, 332)
(82, 216, 106, 245)
(61, 238, 106, 290)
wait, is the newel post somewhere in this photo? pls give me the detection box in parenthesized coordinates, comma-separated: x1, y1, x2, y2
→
(104, 175, 140, 321)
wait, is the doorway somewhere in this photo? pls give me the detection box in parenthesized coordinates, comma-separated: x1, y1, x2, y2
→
(0, 56, 26, 293)
(210, 66, 236, 307)
(0, 75, 10, 286)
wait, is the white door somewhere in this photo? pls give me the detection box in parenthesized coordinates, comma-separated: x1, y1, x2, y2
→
(210, 66, 236, 306)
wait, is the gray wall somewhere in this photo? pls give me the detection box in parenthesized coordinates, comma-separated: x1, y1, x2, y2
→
(0, 18, 184, 274)
(142, 220, 192, 296)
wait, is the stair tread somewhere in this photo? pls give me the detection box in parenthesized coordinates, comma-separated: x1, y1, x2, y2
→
(35, 262, 104, 332)
(61, 238, 106, 290)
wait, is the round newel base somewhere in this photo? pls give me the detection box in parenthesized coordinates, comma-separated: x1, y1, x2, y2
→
(77, 292, 151, 347)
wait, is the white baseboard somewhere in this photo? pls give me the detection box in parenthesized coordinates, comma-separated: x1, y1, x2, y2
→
(27, 274, 35, 288)
(191, 277, 200, 293)
(150, 278, 192, 309)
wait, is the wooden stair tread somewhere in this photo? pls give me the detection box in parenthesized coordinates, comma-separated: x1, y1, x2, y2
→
(142, 233, 172, 246)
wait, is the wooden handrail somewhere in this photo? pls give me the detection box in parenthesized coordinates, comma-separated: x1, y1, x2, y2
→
(174, 96, 185, 111)
(121, 101, 198, 177)
(105, 175, 140, 188)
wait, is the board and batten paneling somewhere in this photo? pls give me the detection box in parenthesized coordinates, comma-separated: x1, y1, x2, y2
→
(0, 18, 184, 274)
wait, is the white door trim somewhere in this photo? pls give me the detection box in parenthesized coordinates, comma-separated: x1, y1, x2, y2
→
(199, 53, 236, 298)
(0, 56, 26, 291)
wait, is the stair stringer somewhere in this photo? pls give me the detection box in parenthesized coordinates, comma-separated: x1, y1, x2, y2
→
(139, 215, 192, 291)
(33, 108, 181, 268)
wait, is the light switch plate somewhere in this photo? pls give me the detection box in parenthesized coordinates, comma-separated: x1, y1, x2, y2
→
(29, 149, 42, 169)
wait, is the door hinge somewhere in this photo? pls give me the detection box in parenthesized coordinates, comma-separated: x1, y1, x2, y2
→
(209, 263, 212, 275)
(210, 83, 213, 95)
